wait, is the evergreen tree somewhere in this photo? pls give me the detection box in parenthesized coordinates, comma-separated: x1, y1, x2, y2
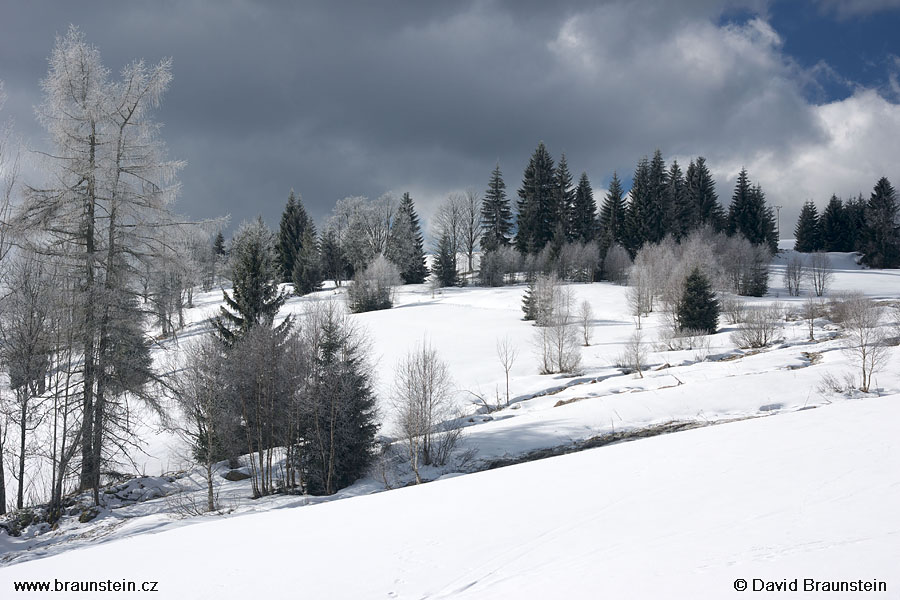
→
(292, 227, 324, 295)
(793, 200, 823, 252)
(320, 227, 349, 287)
(645, 149, 670, 244)
(624, 156, 651, 254)
(300, 305, 378, 495)
(570, 172, 597, 243)
(521, 279, 537, 321)
(685, 157, 724, 232)
(515, 142, 556, 253)
(480, 164, 514, 252)
(432, 233, 458, 287)
(385, 192, 428, 284)
(213, 231, 226, 256)
(666, 160, 688, 239)
(599, 171, 627, 249)
(844, 193, 868, 252)
(727, 169, 778, 253)
(553, 153, 576, 240)
(275, 190, 315, 283)
(862, 177, 900, 268)
(213, 217, 290, 345)
(677, 267, 719, 334)
(821, 195, 848, 252)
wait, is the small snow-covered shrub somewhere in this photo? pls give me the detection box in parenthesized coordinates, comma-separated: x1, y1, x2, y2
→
(730, 303, 782, 349)
(347, 254, 401, 313)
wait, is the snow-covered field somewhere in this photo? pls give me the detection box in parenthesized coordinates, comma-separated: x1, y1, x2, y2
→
(1, 251, 898, 598)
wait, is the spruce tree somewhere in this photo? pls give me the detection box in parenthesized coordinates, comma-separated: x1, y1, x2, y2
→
(275, 190, 315, 283)
(624, 157, 651, 254)
(793, 200, 823, 252)
(844, 194, 868, 252)
(213, 231, 226, 256)
(386, 192, 428, 283)
(685, 157, 724, 232)
(291, 228, 324, 295)
(432, 233, 458, 287)
(862, 177, 900, 268)
(570, 172, 597, 243)
(599, 171, 627, 249)
(515, 142, 555, 253)
(727, 169, 778, 253)
(320, 227, 348, 287)
(666, 160, 688, 239)
(677, 267, 719, 334)
(213, 217, 290, 345)
(645, 149, 670, 244)
(553, 153, 576, 240)
(300, 307, 378, 495)
(480, 164, 514, 252)
(821, 195, 848, 252)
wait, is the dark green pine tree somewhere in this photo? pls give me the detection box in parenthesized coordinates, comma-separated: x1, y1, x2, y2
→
(645, 149, 670, 244)
(666, 159, 688, 239)
(727, 169, 778, 253)
(844, 193, 868, 252)
(300, 309, 378, 495)
(862, 177, 900, 268)
(386, 192, 428, 284)
(821, 195, 848, 252)
(213, 231, 226, 256)
(213, 217, 291, 345)
(275, 190, 315, 283)
(599, 171, 627, 249)
(685, 157, 724, 232)
(624, 156, 651, 254)
(480, 164, 514, 253)
(570, 172, 598, 243)
(553, 153, 576, 240)
(291, 227, 324, 295)
(677, 267, 719, 334)
(432, 233, 458, 287)
(521, 279, 537, 321)
(793, 200, 823, 252)
(515, 142, 556, 253)
(320, 227, 349, 287)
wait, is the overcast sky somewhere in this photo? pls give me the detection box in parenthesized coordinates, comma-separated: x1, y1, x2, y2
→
(3, 0, 900, 237)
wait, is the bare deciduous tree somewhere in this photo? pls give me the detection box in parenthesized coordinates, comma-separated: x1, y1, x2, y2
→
(619, 328, 648, 378)
(783, 254, 804, 297)
(841, 293, 888, 393)
(807, 251, 833, 297)
(578, 300, 594, 346)
(393, 342, 459, 484)
(730, 303, 782, 349)
(496, 336, 518, 406)
(461, 189, 481, 275)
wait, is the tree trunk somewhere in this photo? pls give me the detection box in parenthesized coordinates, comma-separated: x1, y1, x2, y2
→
(17, 391, 27, 509)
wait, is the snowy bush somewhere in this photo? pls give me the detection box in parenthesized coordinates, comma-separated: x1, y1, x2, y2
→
(347, 254, 401, 313)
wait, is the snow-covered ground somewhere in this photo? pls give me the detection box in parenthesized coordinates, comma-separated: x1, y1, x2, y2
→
(1, 251, 898, 598)
(1, 395, 897, 599)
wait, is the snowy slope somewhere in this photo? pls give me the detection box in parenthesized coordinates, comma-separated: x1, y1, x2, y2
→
(1, 395, 897, 599)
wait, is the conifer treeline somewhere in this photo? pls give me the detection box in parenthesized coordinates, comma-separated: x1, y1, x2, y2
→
(793, 178, 900, 268)
(481, 143, 778, 262)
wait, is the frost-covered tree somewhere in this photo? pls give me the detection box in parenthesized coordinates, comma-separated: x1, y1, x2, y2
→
(19, 27, 185, 501)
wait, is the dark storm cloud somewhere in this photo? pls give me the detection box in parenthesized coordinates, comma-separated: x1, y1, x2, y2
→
(0, 0, 895, 234)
